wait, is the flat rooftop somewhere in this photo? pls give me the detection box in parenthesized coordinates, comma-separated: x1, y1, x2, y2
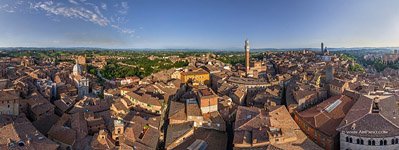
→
(199, 88, 214, 97)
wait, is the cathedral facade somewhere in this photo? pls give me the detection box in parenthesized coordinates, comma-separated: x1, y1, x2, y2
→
(70, 60, 89, 98)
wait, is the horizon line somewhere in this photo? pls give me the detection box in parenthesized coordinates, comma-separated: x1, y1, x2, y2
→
(0, 46, 399, 50)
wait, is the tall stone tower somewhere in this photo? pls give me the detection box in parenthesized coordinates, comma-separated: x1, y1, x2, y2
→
(245, 39, 250, 74)
(325, 65, 334, 84)
(321, 42, 324, 53)
(112, 120, 124, 145)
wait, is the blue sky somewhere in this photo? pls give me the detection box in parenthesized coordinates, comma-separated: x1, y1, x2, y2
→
(0, 0, 399, 49)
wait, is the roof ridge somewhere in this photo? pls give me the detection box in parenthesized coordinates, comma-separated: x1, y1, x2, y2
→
(337, 112, 369, 131)
(336, 95, 372, 130)
(236, 109, 262, 130)
(314, 111, 331, 128)
(237, 111, 267, 130)
(380, 113, 399, 128)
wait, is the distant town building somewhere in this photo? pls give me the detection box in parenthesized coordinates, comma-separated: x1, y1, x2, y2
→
(382, 50, 399, 64)
(329, 78, 349, 96)
(21, 56, 35, 67)
(227, 76, 269, 89)
(181, 68, 210, 86)
(117, 76, 140, 86)
(0, 89, 19, 115)
(197, 88, 218, 114)
(77, 55, 86, 66)
(124, 92, 162, 114)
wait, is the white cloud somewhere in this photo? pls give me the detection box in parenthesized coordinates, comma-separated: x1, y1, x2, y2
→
(1, 0, 135, 37)
(111, 25, 135, 36)
(101, 3, 107, 10)
(118, 2, 129, 14)
(0, 3, 17, 13)
(121, 2, 128, 10)
(33, 1, 109, 26)
(68, 0, 79, 5)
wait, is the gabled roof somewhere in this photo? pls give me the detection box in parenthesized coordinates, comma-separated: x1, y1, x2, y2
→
(0, 115, 59, 150)
(47, 114, 77, 146)
(330, 78, 347, 88)
(234, 106, 269, 131)
(125, 92, 161, 106)
(173, 128, 227, 150)
(336, 95, 372, 130)
(32, 114, 60, 135)
(336, 95, 399, 138)
(90, 130, 115, 150)
(297, 95, 355, 136)
(233, 106, 270, 146)
(165, 121, 194, 148)
(121, 111, 160, 149)
(168, 101, 186, 121)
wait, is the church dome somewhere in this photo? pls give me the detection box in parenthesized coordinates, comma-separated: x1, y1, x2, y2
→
(73, 62, 82, 75)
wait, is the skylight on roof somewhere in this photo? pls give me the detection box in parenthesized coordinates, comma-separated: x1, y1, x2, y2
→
(325, 99, 342, 113)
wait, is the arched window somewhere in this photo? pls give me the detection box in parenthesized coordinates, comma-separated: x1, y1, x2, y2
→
(361, 139, 364, 145)
(392, 139, 395, 145)
(380, 140, 383, 145)
(396, 138, 399, 144)
(357, 139, 360, 144)
(372, 140, 376, 145)
(346, 137, 349, 142)
(384, 140, 387, 145)
(368, 140, 371, 145)
(349, 138, 353, 143)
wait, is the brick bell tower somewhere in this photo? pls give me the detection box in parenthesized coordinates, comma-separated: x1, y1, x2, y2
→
(245, 39, 250, 76)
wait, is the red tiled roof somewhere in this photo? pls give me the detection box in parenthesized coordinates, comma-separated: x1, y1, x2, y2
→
(297, 95, 355, 136)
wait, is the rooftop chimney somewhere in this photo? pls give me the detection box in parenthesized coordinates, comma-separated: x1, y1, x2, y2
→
(372, 98, 380, 113)
(351, 123, 356, 130)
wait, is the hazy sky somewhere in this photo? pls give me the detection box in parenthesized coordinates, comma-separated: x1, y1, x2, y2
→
(0, 0, 399, 49)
